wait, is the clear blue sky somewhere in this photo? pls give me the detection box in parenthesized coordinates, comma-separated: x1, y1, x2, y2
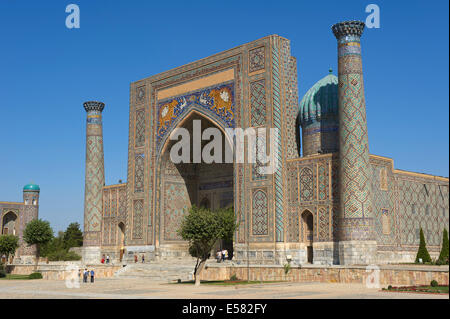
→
(0, 0, 448, 233)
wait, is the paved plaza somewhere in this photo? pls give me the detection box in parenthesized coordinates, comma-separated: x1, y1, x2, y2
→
(0, 278, 447, 299)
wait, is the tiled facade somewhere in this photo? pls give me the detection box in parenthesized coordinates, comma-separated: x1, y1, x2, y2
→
(0, 187, 39, 263)
(84, 23, 449, 265)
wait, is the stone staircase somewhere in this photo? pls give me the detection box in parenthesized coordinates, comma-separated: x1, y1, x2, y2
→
(114, 261, 197, 282)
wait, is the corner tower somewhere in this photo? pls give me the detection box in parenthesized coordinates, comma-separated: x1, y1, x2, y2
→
(83, 101, 105, 263)
(21, 183, 40, 257)
(332, 21, 376, 264)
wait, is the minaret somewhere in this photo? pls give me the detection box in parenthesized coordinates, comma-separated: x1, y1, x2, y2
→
(22, 183, 40, 259)
(332, 21, 376, 264)
(82, 101, 105, 263)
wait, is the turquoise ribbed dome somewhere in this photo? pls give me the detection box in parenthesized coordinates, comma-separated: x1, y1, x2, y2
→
(299, 70, 338, 125)
(23, 183, 40, 191)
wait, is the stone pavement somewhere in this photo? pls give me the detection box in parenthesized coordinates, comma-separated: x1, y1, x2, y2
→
(0, 277, 447, 299)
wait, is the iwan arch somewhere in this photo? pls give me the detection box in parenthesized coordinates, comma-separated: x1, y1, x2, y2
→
(82, 21, 449, 266)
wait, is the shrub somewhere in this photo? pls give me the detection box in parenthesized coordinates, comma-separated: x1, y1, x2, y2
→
(46, 249, 81, 261)
(284, 263, 291, 275)
(0, 264, 6, 278)
(438, 228, 449, 264)
(62, 251, 81, 261)
(415, 228, 431, 263)
(430, 280, 438, 287)
(29, 272, 43, 279)
(387, 285, 392, 290)
(229, 274, 238, 281)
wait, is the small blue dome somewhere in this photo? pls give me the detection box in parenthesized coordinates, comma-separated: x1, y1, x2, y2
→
(299, 71, 338, 126)
(23, 183, 40, 191)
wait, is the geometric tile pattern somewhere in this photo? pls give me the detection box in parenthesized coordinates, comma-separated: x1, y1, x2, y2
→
(250, 80, 266, 127)
(299, 167, 313, 202)
(163, 182, 190, 241)
(252, 133, 268, 181)
(272, 39, 284, 242)
(285, 55, 299, 158)
(134, 153, 145, 193)
(100, 184, 127, 247)
(135, 109, 145, 148)
(288, 168, 299, 206)
(84, 108, 105, 238)
(118, 187, 127, 219)
(252, 189, 268, 236)
(132, 199, 143, 239)
(249, 46, 265, 73)
(136, 86, 145, 104)
(318, 207, 329, 241)
(334, 22, 374, 244)
(380, 167, 388, 190)
(381, 209, 390, 235)
(396, 178, 449, 248)
(318, 164, 328, 200)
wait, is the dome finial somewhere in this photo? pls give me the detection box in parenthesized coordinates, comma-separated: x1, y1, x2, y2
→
(329, 68, 333, 74)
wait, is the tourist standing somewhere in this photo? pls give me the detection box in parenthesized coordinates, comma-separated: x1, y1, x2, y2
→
(134, 254, 138, 263)
(141, 254, 145, 263)
(224, 249, 228, 261)
(83, 269, 88, 283)
(216, 250, 222, 263)
(90, 269, 95, 283)
(221, 249, 226, 262)
(106, 255, 110, 264)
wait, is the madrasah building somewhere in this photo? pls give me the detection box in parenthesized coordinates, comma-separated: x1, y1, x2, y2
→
(80, 20, 449, 266)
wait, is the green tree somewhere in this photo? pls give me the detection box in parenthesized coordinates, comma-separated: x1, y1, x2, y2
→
(40, 231, 63, 258)
(23, 219, 53, 270)
(178, 206, 238, 286)
(415, 228, 431, 263)
(63, 222, 83, 249)
(438, 228, 449, 264)
(218, 206, 238, 243)
(0, 234, 19, 263)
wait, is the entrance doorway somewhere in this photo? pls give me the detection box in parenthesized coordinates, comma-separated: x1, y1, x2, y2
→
(2, 211, 17, 235)
(301, 210, 314, 264)
(118, 222, 125, 262)
(158, 111, 234, 258)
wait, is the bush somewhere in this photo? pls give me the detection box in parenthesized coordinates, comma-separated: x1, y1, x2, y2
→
(28, 272, 43, 279)
(430, 280, 438, 287)
(415, 228, 431, 263)
(284, 263, 291, 275)
(0, 264, 6, 278)
(46, 249, 81, 261)
(229, 274, 238, 281)
(387, 285, 392, 290)
(438, 228, 449, 264)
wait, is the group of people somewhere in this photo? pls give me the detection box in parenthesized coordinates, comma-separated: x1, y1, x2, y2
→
(80, 268, 95, 283)
(216, 249, 229, 262)
(100, 254, 110, 264)
(134, 254, 145, 263)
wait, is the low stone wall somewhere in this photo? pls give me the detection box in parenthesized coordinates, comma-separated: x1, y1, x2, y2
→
(6, 263, 122, 280)
(199, 264, 449, 287)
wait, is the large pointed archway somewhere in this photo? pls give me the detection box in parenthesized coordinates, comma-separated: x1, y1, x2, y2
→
(155, 110, 235, 259)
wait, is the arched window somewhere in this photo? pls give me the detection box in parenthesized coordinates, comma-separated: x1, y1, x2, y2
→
(2, 211, 18, 235)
